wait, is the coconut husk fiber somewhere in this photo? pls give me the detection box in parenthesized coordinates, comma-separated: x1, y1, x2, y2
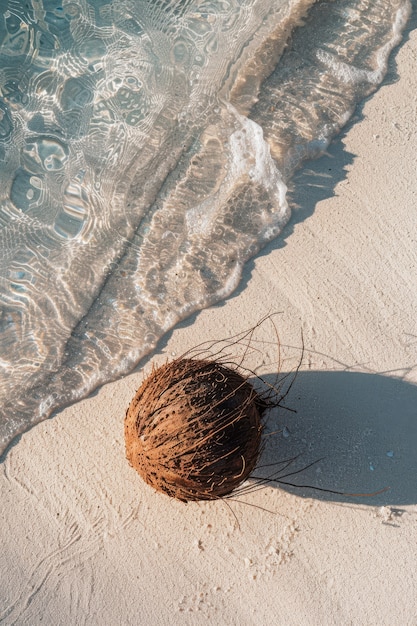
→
(125, 358, 266, 502)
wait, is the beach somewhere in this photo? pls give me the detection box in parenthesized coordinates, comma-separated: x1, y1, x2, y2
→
(1, 9, 417, 626)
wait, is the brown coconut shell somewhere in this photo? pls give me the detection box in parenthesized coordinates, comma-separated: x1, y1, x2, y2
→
(125, 358, 265, 502)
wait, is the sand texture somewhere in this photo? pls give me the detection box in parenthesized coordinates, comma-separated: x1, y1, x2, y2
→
(1, 12, 417, 626)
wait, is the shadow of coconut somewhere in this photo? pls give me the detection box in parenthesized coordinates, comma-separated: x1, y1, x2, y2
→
(248, 370, 417, 507)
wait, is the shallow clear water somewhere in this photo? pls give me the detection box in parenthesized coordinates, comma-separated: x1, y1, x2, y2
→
(0, 0, 411, 453)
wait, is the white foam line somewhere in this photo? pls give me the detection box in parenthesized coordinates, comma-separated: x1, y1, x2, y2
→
(316, 2, 412, 86)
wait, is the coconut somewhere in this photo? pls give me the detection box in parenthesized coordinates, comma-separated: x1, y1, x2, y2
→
(125, 358, 267, 502)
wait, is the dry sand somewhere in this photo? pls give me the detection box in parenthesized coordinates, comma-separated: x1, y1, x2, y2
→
(1, 13, 417, 626)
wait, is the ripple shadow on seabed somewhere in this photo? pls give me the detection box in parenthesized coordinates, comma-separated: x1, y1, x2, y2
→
(250, 370, 417, 507)
(232, 3, 417, 295)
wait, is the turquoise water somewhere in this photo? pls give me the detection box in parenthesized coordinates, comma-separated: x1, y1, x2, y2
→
(0, 0, 411, 453)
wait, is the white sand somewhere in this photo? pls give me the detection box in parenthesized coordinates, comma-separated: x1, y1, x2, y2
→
(1, 18, 417, 626)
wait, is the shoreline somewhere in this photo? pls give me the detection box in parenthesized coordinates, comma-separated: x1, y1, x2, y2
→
(1, 15, 416, 626)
